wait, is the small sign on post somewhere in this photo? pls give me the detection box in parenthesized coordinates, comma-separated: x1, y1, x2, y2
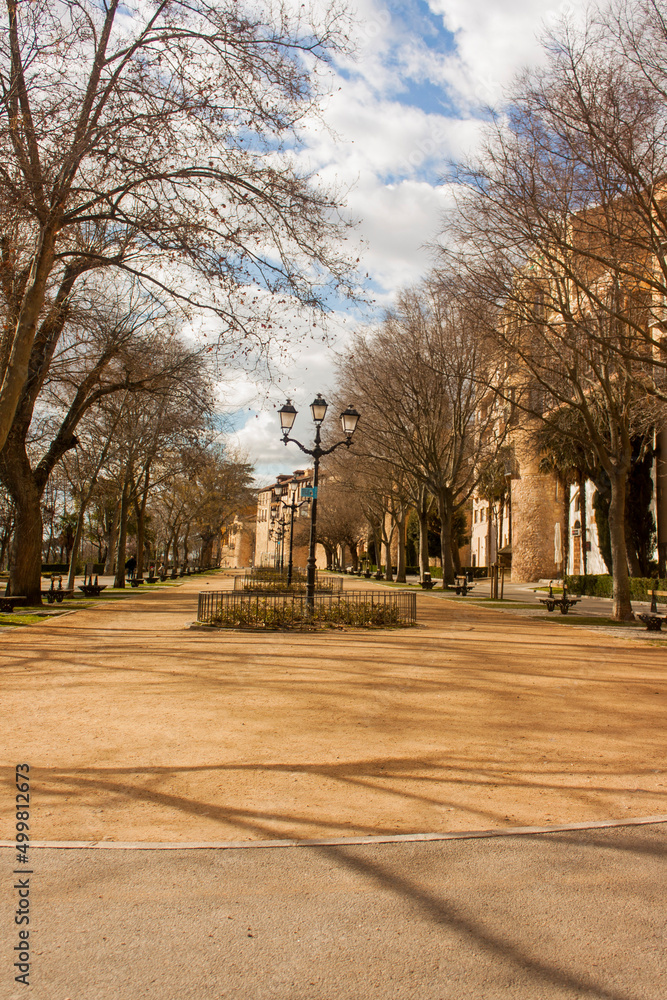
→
(300, 487, 317, 499)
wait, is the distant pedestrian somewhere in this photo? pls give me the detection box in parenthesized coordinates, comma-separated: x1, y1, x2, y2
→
(125, 556, 137, 580)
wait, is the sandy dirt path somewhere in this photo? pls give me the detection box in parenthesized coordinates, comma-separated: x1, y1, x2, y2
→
(1, 575, 666, 842)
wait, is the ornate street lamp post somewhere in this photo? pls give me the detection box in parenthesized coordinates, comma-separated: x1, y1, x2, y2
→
(278, 481, 310, 588)
(278, 396, 360, 607)
(269, 502, 287, 571)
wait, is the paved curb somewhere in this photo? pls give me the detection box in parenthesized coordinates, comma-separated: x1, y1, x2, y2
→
(2, 814, 666, 851)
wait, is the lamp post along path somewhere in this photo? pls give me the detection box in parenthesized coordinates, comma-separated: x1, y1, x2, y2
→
(280, 484, 310, 588)
(279, 396, 360, 607)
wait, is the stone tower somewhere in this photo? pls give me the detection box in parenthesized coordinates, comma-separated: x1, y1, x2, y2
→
(510, 425, 566, 582)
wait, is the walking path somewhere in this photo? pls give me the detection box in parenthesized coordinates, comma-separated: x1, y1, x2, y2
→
(1, 573, 666, 843)
(0, 822, 661, 1000)
(1, 574, 666, 999)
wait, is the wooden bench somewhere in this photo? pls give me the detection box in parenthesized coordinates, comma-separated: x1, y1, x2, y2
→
(77, 572, 106, 598)
(0, 596, 28, 613)
(78, 584, 107, 597)
(43, 576, 74, 603)
(638, 589, 667, 630)
(538, 583, 581, 615)
(44, 588, 74, 603)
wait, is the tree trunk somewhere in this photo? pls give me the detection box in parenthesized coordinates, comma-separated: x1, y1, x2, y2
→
(1, 447, 44, 603)
(134, 499, 145, 577)
(608, 469, 633, 620)
(164, 530, 175, 569)
(395, 511, 406, 582)
(67, 501, 87, 592)
(200, 534, 214, 568)
(0, 516, 13, 570)
(438, 492, 455, 586)
(134, 459, 152, 578)
(452, 523, 462, 574)
(372, 523, 382, 571)
(104, 500, 120, 576)
(8, 485, 43, 604)
(383, 536, 393, 581)
(113, 476, 131, 588)
(418, 508, 429, 581)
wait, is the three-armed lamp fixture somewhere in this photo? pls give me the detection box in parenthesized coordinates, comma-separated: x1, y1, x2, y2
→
(277, 395, 360, 605)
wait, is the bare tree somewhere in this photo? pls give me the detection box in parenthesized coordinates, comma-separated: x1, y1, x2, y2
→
(60, 399, 126, 591)
(0, 303, 209, 601)
(163, 447, 256, 569)
(337, 281, 506, 586)
(444, 11, 666, 618)
(0, 0, 357, 454)
(315, 476, 366, 570)
(102, 348, 213, 588)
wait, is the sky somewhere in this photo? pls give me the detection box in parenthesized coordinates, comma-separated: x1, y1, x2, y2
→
(221, 0, 581, 482)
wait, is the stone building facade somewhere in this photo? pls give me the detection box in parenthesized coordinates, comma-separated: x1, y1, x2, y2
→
(254, 469, 328, 570)
(219, 510, 255, 569)
(471, 424, 665, 582)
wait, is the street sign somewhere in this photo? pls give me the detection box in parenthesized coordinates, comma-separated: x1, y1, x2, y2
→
(300, 487, 317, 499)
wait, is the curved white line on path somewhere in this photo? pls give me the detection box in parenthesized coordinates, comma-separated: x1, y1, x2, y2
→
(1, 814, 666, 850)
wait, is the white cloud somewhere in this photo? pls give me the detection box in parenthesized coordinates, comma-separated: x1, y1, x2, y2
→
(301, 80, 482, 180)
(426, 0, 581, 104)
(229, 409, 305, 479)
(345, 177, 456, 291)
(216, 0, 591, 477)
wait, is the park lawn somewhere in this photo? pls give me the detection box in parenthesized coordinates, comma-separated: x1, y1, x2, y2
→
(0, 613, 52, 627)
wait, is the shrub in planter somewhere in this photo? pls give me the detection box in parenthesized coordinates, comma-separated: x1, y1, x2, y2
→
(204, 593, 415, 630)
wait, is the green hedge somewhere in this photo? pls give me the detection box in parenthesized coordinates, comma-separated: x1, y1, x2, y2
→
(565, 574, 667, 603)
(210, 600, 407, 629)
(424, 566, 487, 579)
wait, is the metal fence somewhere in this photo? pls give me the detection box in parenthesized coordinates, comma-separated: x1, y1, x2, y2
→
(233, 572, 343, 594)
(197, 589, 417, 630)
